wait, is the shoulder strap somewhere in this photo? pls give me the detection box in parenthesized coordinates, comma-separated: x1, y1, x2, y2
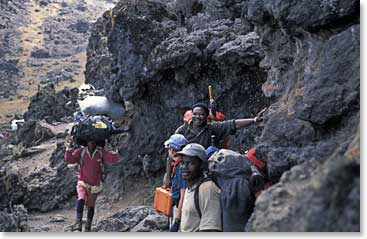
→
(194, 177, 213, 218)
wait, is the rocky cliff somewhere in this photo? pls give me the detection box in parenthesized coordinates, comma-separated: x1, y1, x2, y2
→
(243, 0, 359, 231)
(84, 0, 359, 231)
(0, 0, 360, 232)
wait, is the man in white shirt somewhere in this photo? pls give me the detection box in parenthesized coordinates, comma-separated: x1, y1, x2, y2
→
(175, 143, 222, 232)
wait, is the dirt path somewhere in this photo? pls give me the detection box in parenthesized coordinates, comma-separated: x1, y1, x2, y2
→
(27, 177, 155, 232)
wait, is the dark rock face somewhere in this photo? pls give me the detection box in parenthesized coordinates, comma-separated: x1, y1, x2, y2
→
(86, 0, 178, 98)
(247, 131, 359, 232)
(23, 84, 79, 122)
(0, 205, 29, 232)
(242, 0, 360, 232)
(30, 49, 51, 59)
(92, 206, 168, 232)
(85, 0, 269, 194)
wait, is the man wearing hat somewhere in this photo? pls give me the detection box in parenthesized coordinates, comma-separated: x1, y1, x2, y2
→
(175, 103, 266, 149)
(175, 143, 222, 232)
(163, 134, 189, 232)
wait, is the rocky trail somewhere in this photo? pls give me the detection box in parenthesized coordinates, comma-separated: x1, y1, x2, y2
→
(27, 175, 158, 232)
(1, 121, 165, 232)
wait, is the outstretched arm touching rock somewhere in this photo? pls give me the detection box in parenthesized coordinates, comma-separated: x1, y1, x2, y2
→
(235, 108, 267, 129)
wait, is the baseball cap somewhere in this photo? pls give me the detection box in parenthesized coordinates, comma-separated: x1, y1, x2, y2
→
(205, 146, 218, 159)
(164, 134, 188, 151)
(174, 143, 206, 162)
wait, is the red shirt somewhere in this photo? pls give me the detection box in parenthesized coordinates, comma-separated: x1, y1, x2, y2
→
(64, 147, 120, 186)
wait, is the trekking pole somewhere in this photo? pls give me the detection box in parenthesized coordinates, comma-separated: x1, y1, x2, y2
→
(208, 85, 216, 121)
(110, 8, 116, 30)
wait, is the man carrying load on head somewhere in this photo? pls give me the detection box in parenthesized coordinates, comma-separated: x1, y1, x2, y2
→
(64, 138, 120, 232)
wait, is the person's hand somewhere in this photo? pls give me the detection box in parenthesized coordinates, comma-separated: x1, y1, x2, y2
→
(254, 108, 267, 123)
(106, 141, 118, 153)
(65, 136, 74, 149)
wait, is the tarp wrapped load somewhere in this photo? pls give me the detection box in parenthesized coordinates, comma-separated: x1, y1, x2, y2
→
(78, 96, 125, 121)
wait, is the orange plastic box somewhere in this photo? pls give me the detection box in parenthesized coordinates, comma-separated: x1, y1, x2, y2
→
(153, 186, 173, 217)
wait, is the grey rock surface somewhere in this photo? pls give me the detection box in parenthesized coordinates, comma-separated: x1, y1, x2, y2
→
(0, 204, 29, 232)
(23, 84, 79, 122)
(242, 0, 360, 231)
(247, 130, 359, 232)
(93, 206, 168, 232)
(0, 137, 77, 212)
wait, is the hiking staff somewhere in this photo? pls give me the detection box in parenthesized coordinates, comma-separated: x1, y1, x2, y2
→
(208, 85, 216, 121)
(110, 8, 116, 30)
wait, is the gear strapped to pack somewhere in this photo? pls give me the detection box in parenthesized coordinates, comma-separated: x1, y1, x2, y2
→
(79, 147, 106, 182)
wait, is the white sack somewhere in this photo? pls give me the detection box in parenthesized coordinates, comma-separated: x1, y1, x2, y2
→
(78, 96, 125, 120)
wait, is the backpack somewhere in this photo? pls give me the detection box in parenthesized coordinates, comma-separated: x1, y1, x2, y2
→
(183, 110, 226, 123)
(193, 149, 266, 231)
(71, 115, 113, 146)
(79, 147, 106, 181)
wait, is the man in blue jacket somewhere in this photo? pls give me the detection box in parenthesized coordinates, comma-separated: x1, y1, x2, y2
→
(163, 134, 189, 232)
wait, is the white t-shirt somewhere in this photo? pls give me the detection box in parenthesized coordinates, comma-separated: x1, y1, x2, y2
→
(180, 180, 222, 232)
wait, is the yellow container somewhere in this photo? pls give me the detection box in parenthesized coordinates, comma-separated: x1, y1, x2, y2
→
(153, 187, 173, 217)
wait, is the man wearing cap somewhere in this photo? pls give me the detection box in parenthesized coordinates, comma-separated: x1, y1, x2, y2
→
(175, 103, 265, 149)
(175, 143, 222, 232)
(163, 134, 189, 232)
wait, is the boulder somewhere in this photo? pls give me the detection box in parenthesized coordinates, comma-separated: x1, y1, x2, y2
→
(241, 0, 360, 231)
(246, 130, 360, 232)
(23, 84, 79, 123)
(93, 206, 168, 232)
(30, 49, 50, 58)
(0, 205, 29, 232)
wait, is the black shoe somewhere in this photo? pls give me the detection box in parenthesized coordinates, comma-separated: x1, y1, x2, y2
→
(72, 219, 82, 232)
(85, 223, 91, 232)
